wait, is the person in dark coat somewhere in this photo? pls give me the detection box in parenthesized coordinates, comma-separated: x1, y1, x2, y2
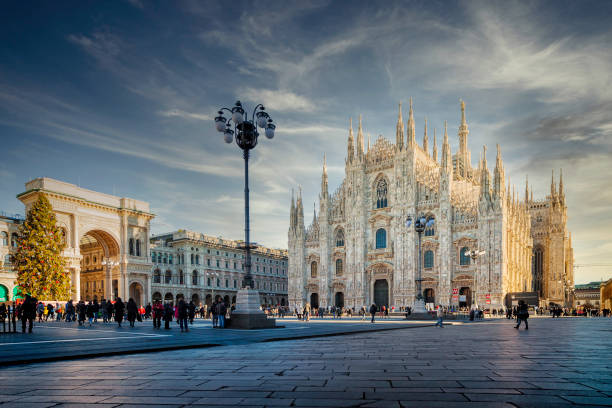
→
(77, 300, 86, 326)
(145, 303, 152, 319)
(20, 295, 36, 333)
(114, 297, 125, 327)
(152, 301, 163, 329)
(177, 298, 189, 332)
(163, 302, 173, 329)
(369, 304, 377, 323)
(86, 301, 95, 326)
(515, 300, 529, 330)
(188, 300, 196, 325)
(126, 298, 138, 327)
(106, 299, 114, 322)
(92, 299, 100, 323)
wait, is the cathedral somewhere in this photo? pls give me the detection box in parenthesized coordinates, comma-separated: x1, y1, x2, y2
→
(288, 100, 573, 311)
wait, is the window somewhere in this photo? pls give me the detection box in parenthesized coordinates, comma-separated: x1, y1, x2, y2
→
(181, 254, 185, 264)
(310, 261, 317, 278)
(375, 228, 386, 249)
(195, 255, 200, 265)
(192, 271, 198, 285)
(154, 269, 161, 283)
(335, 229, 345, 247)
(425, 226, 435, 236)
(191, 254, 194, 264)
(1, 231, 7, 246)
(207, 258, 211, 266)
(217, 278, 220, 287)
(424, 250, 434, 269)
(225, 279, 228, 287)
(460, 247, 470, 265)
(336, 259, 343, 276)
(216, 260, 220, 268)
(151, 252, 156, 263)
(136, 239, 141, 256)
(163, 254, 167, 264)
(4, 254, 12, 265)
(375, 178, 388, 208)
(234, 262, 237, 269)
(179, 270, 184, 285)
(207, 277, 211, 286)
(225, 261, 228, 268)
(169, 254, 173, 265)
(234, 280, 237, 288)
(129, 238, 134, 255)
(165, 270, 172, 284)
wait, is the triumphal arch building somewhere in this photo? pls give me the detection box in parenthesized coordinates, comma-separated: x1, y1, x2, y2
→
(17, 178, 154, 304)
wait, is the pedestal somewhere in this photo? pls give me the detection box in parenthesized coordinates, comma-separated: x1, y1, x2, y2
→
(228, 288, 276, 329)
(412, 298, 427, 313)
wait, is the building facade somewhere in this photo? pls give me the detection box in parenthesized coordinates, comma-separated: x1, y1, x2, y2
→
(0, 178, 288, 307)
(288, 100, 573, 310)
(149, 230, 288, 307)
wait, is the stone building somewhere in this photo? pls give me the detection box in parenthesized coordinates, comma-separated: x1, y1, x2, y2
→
(0, 178, 288, 307)
(149, 230, 288, 307)
(288, 100, 574, 311)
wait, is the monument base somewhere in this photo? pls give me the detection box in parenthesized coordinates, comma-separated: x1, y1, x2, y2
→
(228, 288, 276, 329)
(412, 298, 427, 314)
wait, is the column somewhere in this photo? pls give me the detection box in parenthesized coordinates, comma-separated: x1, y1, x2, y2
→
(73, 268, 81, 301)
(121, 212, 129, 299)
(105, 264, 112, 300)
(146, 274, 152, 304)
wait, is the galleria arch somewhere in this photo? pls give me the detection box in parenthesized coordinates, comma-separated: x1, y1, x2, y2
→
(17, 178, 154, 302)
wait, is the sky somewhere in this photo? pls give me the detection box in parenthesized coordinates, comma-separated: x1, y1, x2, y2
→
(1, 0, 611, 284)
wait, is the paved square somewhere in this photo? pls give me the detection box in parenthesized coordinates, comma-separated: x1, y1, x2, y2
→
(0, 318, 611, 407)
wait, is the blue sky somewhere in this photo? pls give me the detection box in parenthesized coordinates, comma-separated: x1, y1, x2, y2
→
(1, 1, 611, 283)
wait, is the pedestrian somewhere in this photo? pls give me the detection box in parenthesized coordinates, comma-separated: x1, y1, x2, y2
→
(163, 302, 173, 329)
(86, 301, 95, 326)
(126, 298, 138, 327)
(93, 299, 100, 323)
(114, 297, 125, 327)
(20, 294, 36, 333)
(152, 300, 163, 329)
(101, 299, 108, 323)
(145, 303, 152, 319)
(515, 300, 529, 330)
(106, 299, 114, 322)
(177, 298, 189, 332)
(369, 303, 377, 323)
(36, 301, 44, 322)
(211, 299, 219, 328)
(77, 300, 86, 326)
(435, 305, 444, 328)
(217, 300, 227, 329)
(188, 300, 196, 325)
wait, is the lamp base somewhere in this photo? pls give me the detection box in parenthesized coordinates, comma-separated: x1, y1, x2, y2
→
(228, 288, 276, 329)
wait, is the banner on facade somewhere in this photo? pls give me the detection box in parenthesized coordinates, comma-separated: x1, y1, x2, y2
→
(452, 288, 458, 294)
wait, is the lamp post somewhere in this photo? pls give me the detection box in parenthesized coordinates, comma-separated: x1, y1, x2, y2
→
(405, 214, 434, 313)
(464, 248, 485, 307)
(208, 270, 220, 303)
(214, 100, 276, 329)
(101, 258, 118, 301)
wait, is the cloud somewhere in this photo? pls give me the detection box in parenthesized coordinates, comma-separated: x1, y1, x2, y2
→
(240, 88, 317, 113)
(158, 109, 212, 121)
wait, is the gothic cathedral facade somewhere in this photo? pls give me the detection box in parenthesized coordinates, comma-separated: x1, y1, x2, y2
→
(288, 100, 573, 310)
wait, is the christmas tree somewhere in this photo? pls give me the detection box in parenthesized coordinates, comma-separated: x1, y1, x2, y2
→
(13, 194, 70, 300)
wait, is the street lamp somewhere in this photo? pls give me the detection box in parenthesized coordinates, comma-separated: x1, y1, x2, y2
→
(214, 100, 276, 329)
(464, 248, 485, 307)
(101, 258, 119, 301)
(405, 214, 434, 313)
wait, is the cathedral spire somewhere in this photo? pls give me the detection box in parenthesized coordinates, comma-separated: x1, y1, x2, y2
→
(407, 97, 416, 147)
(423, 117, 429, 155)
(432, 128, 438, 162)
(525, 175, 529, 204)
(458, 99, 469, 154)
(396, 101, 404, 150)
(367, 134, 371, 152)
(442, 120, 452, 172)
(494, 144, 505, 198)
(559, 168, 564, 197)
(347, 118, 354, 163)
(290, 189, 295, 229)
(357, 114, 364, 159)
(551, 169, 557, 198)
(321, 153, 328, 198)
(313, 202, 317, 224)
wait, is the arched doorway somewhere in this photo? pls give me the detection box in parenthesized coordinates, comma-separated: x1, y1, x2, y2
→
(152, 292, 162, 302)
(192, 293, 200, 305)
(374, 279, 388, 308)
(280, 298, 286, 306)
(164, 292, 174, 303)
(205, 294, 212, 306)
(232, 295, 236, 304)
(335, 292, 344, 308)
(176, 293, 184, 302)
(223, 295, 230, 305)
(459, 287, 471, 307)
(80, 230, 119, 301)
(424, 288, 435, 305)
(310, 293, 319, 308)
(0, 284, 8, 302)
(129, 282, 144, 306)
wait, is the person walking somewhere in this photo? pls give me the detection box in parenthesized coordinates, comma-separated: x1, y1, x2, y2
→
(100, 299, 108, 323)
(188, 300, 196, 325)
(152, 300, 163, 329)
(92, 299, 100, 323)
(369, 303, 377, 323)
(45, 303, 54, 321)
(77, 300, 86, 326)
(515, 300, 529, 330)
(217, 300, 227, 329)
(177, 298, 189, 332)
(163, 302, 173, 329)
(126, 298, 138, 328)
(20, 295, 36, 333)
(145, 303, 152, 320)
(106, 299, 114, 322)
(86, 301, 95, 326)
(114, 297, 125, 328)
(435, 305, 444, 328)
(36, 301, 44, 322)
(211, 299, 219, 328)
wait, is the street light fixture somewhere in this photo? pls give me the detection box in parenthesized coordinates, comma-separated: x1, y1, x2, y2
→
(214, 100, 276, 329)
(405, 214, 434, 313)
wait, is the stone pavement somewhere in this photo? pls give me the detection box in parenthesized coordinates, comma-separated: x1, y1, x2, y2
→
(0, 317, 436, 365)
(0, 317, 611, 407)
